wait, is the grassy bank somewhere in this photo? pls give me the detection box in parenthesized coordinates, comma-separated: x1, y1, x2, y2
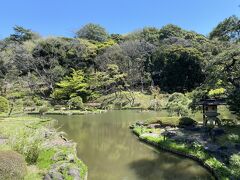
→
(131, 120, 239, 180)
(27, 109, 106, 115)
(0, 115, 87, 180)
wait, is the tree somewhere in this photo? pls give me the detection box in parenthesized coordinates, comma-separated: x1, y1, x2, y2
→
(159, 24, 185, 40)
(228, 89, 240, 116)
(90, 64, 128, 96)
(209, 15, 240, 42)
(209, 45, 240, 115)
(32, 38, 97, 70)
(95, 40, 156, 89)
(125, 27, 160, 45)
(9, 26, 40, 43)
(210, 45, 240, 89)
(151, 46, 205, 92)
(76, 23, 109, 42)
(101, 64, 127, 96)
(52, 69, 92, 102)
(166, 93, 190, 116)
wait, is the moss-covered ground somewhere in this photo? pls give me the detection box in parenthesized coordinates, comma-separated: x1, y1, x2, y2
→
(0, 114, 87, 180)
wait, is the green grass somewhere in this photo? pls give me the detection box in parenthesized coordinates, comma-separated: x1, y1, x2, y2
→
(0, 115, 88, 180)
(133, 125, 232, 179)
(37, 149, 56, 169)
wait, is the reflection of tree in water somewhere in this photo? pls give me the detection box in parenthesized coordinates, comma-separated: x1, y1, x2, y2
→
(129, 156, 212, 180)
(55, 111, 212, 180)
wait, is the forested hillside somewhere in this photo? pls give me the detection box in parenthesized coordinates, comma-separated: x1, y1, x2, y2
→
(0, 16, 239, 115)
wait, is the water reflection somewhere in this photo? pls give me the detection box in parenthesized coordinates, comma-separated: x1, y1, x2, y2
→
(53, 110, 213, 180)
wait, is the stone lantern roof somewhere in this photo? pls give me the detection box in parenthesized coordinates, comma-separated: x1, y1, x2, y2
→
(197, 99, 226, 106)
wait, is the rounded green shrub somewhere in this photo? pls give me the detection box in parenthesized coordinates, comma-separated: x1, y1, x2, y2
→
(0, 96, 9, 113)
(68, 96, 84, 110)
(0, 150, 27, 180)
(179, 117, 197, 127)
(230, 153, 240, 177)
(39, 106, 48, 115)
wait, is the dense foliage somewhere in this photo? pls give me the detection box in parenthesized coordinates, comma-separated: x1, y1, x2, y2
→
(0, 15, 239, 116)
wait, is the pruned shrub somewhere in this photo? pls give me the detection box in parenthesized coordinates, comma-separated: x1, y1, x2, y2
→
(179, 117, 197, 127)
(230, 153, 240, 177)
(0, 96, 9, 113)
(68, 96, 84, 110)
(23, 99, 35, 107)
(166, 93, 190, 116)
(39, 106, 48, 115)
(0, 150, 27, 180)
(32, 96, 44, 106)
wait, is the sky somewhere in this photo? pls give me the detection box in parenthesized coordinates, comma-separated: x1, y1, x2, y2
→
(1, 0, 240, 39)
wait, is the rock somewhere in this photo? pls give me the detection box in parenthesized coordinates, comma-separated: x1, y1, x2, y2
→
(49, 171, 64, 180)
(147, 123, 161, 129)
(184, 126, 201, 131)
(212, 128, 225, 136)
(129, 125, 134, 129)
(136, 121, 147, 126)
(162, 130, 177, 138)
(43, 174, 52, 180)
(67, 154, 75, 163)
(204, 144, 219, 153)
(58, 163, 70, 173)
(68, 168, 81, 180)
(52, 152, 67, 161)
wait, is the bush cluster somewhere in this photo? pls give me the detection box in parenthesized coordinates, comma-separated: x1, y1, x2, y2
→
(8, 128, 45, 164)
(179, 117, 197, 127)
(68, 96, 84, 110)
(0, 150, 27, 180)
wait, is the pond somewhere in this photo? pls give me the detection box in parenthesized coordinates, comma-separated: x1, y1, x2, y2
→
(53, 110, 213, 180)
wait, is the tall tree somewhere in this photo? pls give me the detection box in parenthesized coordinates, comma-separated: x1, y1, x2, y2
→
(76, 23, 109, 42)
(209, 15, 240, 42)
(151, 46, 205, 92)
(9, 26, 40, 43)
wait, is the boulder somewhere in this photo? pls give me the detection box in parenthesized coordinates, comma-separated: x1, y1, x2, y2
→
(49, 171, 64, 180)
(43, 174, 52, 180)
(68, 168, 81, 180)
(67, 154, 75, 163)
(212, 128, 225, 136)
(52, 151, 67, 162)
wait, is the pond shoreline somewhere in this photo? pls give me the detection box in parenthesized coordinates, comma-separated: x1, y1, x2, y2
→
(131, 122, 234, 180)
(0, 115, 88, 179)
(132, 130, 218, 180)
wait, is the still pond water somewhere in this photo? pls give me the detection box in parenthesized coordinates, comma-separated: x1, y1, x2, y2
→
(53, 110, 213, 180)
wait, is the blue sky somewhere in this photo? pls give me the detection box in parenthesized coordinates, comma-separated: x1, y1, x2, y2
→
(1, 0, 239, 39)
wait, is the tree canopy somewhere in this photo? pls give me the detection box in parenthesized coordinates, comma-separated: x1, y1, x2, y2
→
(0, 16, 240, 115)
(76, 23, 109, 42)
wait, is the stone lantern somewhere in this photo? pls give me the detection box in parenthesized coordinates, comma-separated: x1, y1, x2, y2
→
(197, 99, 226, 126)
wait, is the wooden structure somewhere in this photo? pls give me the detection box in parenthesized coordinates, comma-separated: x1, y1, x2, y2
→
(197, 99, 226, 126)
